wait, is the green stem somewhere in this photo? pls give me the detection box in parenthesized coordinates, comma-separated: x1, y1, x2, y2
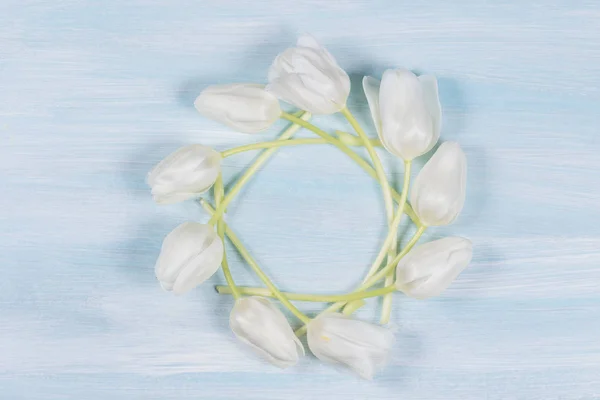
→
(350, 159, 411, 304)
(333, 130, 361, 144)
(337, 134, 381, 147)
(340, 107, 394, 227)
(201, 200, 311, 324)
(294, 225, 426, 337)
(207, 111, 312, 226)
(222, 138, 325, 158)
(215, 285, 395, 302)
(365, 225, 426, 287)
(339, 107, 399, 324)
(280, 111, 378, 167)
(357, 162, 413, 285)
(380, 161, 412, 324)
(214, 175, 241, 299)
(342, 299, 365, 315)
(221, 137, 381, 158)
(279, 112, 421, 226)
(223, 134, 418, 224)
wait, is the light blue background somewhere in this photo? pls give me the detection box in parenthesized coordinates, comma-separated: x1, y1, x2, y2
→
(1, 1, 600, 399)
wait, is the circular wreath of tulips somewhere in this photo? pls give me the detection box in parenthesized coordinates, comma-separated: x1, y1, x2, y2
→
(148, 35, 472, 379)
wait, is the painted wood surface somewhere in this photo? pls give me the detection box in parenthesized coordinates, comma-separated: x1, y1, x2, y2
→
(1, 1, 599, 399)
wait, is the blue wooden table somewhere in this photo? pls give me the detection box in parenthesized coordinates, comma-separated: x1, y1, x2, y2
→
(2, 1, 600, 399)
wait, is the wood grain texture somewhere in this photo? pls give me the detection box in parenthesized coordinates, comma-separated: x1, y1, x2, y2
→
(1, 0, 600, 399)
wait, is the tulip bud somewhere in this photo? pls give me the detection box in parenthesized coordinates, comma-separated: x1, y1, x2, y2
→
(267, 35, 350, 114)
(396, 237, 473, 299)
(363, 69, 441, 161)
(147, 145, 221, 205)
(195, 84, 281, 133)
(410, 141, 467, 226)
(307, 313, 394, 379)
(230, 297, 304, 368)
(155, 222, 224, 295)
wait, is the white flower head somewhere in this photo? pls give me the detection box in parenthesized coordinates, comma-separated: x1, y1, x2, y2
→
(230, 297, 304, 368)
(307, 313, 394, 379)
(267, 35, 350, 114)
(195, 83, 281, 133)
(411, 141, 467, 226)
(147, 145, 221, 205)
(396, 236, 473, 299)
(155, 222, 224, 294)
(363, 69, 441, 160)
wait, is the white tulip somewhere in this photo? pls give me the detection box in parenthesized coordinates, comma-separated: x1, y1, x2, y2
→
(410, 141, 467, 226)
(307, 313, 394, 379)
(155, 222, 224, 295)
(194, 83, 281, 133)
(147, 145, 221, 205)
(230, 297, 304, 368)
(267, 35, 350, 114)
(363, 69, 441, 161)
(396, 237, 473, 299)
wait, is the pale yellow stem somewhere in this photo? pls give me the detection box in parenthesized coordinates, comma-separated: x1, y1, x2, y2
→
(294, 226, 426, 337)
(215, 285, 395, 302)
(202, 200, 311, 324)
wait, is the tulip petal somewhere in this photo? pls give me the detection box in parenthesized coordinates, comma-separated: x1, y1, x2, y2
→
(172, 234, 224, 294)
(364, 74, 416, 161)
(418, 75, 442, 140)
(147, 145, 221, 205)
(297, 34, 322, 50)
(230, 297, 303, 368)
(257, 297, 305, 358)
(296, 34, 338, 66)
(267, 36, 349, 114)
(346, 352, 378, 380)
(396, 236, 473, 299)
(194, 84, 281, 133)
(154, 222, 223, 294)
(410, 141, 467, 226)
(152, 191, 197, 205)
(409, 240, 473, 298)
(307, 313, 394, 379)
(378, 69, 436, 160)
(362, 76, 382, 136)
(155, 223, 215, 283)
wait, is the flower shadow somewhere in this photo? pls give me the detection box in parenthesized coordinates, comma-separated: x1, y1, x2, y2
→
(377, 329, 422, 387)
(459, 144, 488, 227)
(109, 218, 166, 286)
